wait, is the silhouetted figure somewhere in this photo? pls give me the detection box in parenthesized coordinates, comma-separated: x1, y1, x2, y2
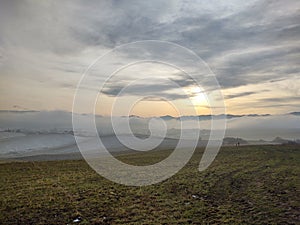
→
(236, 138, 240, 147)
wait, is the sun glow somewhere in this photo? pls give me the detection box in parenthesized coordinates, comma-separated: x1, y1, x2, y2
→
(187, 86, 210, 114)
(189, 86, 208, 106)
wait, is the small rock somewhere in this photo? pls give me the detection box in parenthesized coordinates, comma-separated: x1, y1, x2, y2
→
(73, 216, 82, 223)
(192, 194, 199, 199)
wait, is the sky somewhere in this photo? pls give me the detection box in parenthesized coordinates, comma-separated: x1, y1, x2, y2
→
(0, 0, 299, 117)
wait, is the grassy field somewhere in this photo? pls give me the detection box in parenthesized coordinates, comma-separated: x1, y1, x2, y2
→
(0, 145, 299, 224)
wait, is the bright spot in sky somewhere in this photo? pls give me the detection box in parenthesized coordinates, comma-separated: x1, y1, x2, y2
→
(188, 86, 208, 108)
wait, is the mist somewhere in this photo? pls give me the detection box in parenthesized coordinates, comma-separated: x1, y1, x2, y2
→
(0, 110, 299, 141)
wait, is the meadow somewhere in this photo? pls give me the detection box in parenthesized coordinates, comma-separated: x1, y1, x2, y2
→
(0, 145, 299, 224)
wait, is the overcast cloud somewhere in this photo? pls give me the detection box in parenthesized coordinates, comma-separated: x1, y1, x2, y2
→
(0, 0, 299, 114)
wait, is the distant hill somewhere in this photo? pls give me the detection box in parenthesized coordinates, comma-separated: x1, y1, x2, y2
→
(160, 115, 175, 120)
(289, 112, 300, 116)
(272, 137, 298, 145)
(272, 137, 290, 144)
(160, 114, 271, 121)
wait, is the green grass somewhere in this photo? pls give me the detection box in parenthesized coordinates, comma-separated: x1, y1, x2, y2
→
(0, 145, 299, 224)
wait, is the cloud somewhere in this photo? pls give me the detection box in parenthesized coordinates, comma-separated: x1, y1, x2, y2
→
(262, 96, 300, 102)
(225, 91, 256, 99)
(101, 70, 198, 100)
(0, 0, 299, 113)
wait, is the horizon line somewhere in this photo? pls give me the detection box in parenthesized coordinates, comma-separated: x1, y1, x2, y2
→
(0, 109, 299, 118)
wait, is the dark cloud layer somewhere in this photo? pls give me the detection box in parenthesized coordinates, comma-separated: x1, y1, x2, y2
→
(0, 0, 299, 112)
(67, 0, 300, 89)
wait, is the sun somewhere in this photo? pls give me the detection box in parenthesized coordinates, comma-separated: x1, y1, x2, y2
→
(188, 86, 209, 109)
